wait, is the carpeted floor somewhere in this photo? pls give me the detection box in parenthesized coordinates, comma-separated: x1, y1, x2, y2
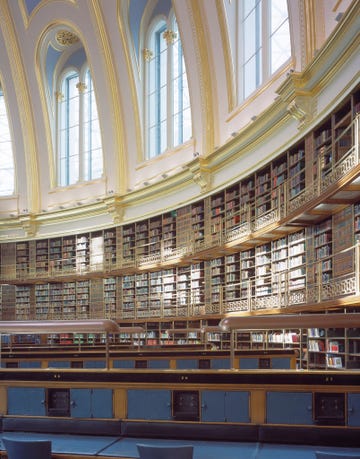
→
(1, 432, 360, 458)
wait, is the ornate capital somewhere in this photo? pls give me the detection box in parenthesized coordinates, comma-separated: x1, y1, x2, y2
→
(163, 30, 177, 45)
(143, 48, 153, 61)
(55, 91, 64, 102)
(76, 82, 87, 93)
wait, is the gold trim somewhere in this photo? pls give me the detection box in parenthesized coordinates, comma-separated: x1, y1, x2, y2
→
(143, 48, 153, 61)
(90, 0, 128, 195)
(19, 0, 78, 30)
(163, 29, 177, 45)
(76, 82, 87, 93)
(185, 0, 215, 156)
(117, 1, 143, 166)
(55, 30, 79, 46)
(0, 1, 40, 214)
(215, 0, 236, 113)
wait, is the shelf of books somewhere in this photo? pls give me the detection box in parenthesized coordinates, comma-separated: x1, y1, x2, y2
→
(224, 184, 240, 234)
(103, 277, 117, 318)
(208, 257, 224, 310)
(255, 243, 272, 298)
(272, 237, 288, 295)
(191, 201, 205, 249)
(162, 211, 177, 254)
(162, 269, 177, 317)
(313, 218, 333, 285)
(288, 142, 306, 199)
(240, 249, 255, 300)
(255, 166, 271, 219)
(209, 192, 225, 244)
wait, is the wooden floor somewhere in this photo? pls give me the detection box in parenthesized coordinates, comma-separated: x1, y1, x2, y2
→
(1, 432, 360, 458)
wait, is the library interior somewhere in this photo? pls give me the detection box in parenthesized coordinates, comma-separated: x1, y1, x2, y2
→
(0, 1, 359, 458)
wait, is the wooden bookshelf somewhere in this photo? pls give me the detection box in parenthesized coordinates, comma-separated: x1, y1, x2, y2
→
(255, 166, 271, 218)
(240, 249, 255, 299)
(288, 230, 306, 291)
(103, 277, 117, 319)
(314, 218, 333, 285)
(288, 143, 305, 199)
(255, 243, 272, 297)
(272, 237, 288, 294)
(225, 184, 240, 232)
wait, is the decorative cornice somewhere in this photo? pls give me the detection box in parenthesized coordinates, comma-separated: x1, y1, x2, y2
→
(276, 72, 316, 129)
(187, 157, 211, 192)
(19, 214, 37, 238)
(105, 196, 125, 224)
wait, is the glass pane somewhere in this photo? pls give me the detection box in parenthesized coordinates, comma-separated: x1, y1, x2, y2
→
(243, 9, 259, 61)
(173, 113, 179, 146)
(160, 86, 167, 122)
(271, 21, 291, 72)
(244, 55, 258, 98)
(148, 125, 157, 157)
(183, 107, 192, 142)
(160, 120, 167, 153)
(0, 92, 15, 195)
(243, 0, 258, 18)
(148, 58, 156, 94)
(271, 0, 288, 32)
(68, 155, 79, 185)
(159, 48, 167, 87)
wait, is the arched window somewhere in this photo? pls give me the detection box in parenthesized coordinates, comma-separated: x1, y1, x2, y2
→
(0, 86, 15, 196)
(239, 0, 291, 101)
(145, 15, 192, 159)
(57, 68, 102, 187)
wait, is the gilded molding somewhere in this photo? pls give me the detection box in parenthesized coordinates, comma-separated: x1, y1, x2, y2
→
(187, 157, 211, 192)
(0, 1, 40, 214)
(105, 196, 125, 224)
(90, 0, 128, 194)
(276, 72, 317, 129)
(287, 98, 314, 128)
(19, 214, 37, 238)
(117, 0, 143, 166)
(185, 1, 215, 156)
(215, 0, 236, 113)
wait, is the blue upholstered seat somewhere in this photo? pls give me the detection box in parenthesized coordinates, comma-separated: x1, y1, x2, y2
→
(315, 452, 360, 459)
(2, 437, 52, 459)
(137, 443, 193, 459)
